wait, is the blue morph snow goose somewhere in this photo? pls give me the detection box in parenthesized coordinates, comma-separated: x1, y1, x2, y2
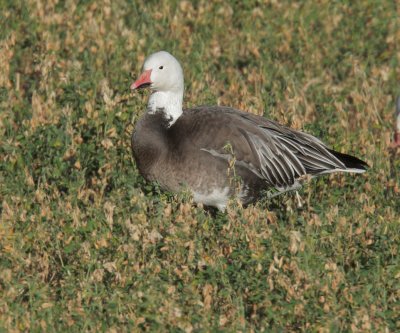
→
(130, 51, 368, 210)
(389, 96, 400, 149)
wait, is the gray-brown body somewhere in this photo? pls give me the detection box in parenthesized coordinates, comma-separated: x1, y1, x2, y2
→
(132, 106, 367, 209)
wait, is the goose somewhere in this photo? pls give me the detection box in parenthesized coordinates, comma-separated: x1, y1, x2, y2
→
(389, 96, 400, 149)
(130, 51, 368, 211)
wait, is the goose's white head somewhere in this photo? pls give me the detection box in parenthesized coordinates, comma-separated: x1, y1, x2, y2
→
(131, 51, 184, 126)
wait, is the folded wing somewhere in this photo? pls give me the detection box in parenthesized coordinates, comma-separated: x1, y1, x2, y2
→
(182, 106, 367, 190)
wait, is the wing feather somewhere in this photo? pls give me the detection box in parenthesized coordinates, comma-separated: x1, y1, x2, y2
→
(181, 106, 356, 190)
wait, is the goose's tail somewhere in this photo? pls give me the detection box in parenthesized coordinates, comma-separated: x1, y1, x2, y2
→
(327, 149, 368, 173)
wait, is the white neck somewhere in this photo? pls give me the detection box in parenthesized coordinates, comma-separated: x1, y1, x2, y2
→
(147, 90, 183, 127)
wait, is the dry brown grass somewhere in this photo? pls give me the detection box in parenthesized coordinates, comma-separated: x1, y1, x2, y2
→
(1, 0, 399, 331)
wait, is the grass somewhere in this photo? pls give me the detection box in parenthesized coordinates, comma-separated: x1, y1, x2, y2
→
(1, 0, 399, 331)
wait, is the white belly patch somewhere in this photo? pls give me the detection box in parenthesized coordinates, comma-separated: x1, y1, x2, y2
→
(192, 187, 230, 211)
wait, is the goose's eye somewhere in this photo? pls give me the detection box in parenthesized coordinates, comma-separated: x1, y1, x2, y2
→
(159, 66, 164, 70)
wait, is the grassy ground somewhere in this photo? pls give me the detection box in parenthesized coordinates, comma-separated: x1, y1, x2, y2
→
(1, 0, 399, 331)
